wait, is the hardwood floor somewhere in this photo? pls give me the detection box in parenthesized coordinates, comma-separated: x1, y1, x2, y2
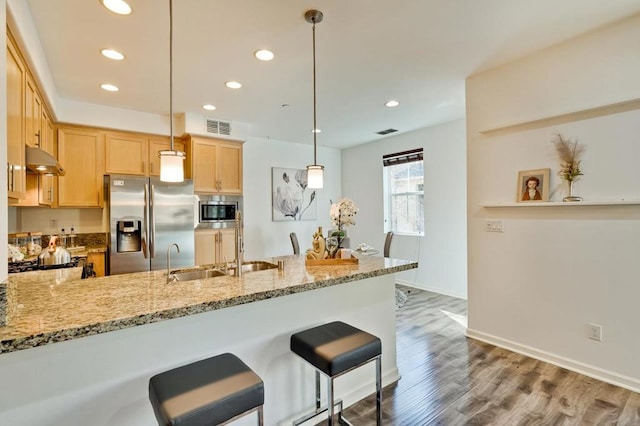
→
(332, 285, 640, 425)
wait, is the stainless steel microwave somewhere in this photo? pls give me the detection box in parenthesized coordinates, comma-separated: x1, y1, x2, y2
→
(196, 195, 243, 229)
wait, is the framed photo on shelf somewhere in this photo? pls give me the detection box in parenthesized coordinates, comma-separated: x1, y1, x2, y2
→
(517, 168, 550, 203)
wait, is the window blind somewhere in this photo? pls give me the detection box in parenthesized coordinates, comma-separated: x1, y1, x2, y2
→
(382, 148, 423, 167)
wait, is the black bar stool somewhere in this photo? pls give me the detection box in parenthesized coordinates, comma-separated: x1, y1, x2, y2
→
(290, 321, 382, 425)
(149, 352, 264, 425)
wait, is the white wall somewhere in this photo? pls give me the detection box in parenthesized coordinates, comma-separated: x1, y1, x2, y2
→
(1, 0, 8, 281)
(242, 137, 342, 259)
(342, 120, 468, 298)
(466, 14, 640, 391)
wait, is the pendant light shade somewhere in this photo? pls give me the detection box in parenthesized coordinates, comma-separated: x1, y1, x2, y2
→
(307, 164, 324, 189)
(160, 0, 185, 182)
(159, 150, 185, 182)
(305, 9, 324, 189)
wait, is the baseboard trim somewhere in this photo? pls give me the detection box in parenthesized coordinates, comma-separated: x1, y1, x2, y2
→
(466, 328, 640, 393)
(395, 279, 467, 300)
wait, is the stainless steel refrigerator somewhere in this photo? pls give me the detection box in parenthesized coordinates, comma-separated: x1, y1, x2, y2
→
(105, 175, 195, 275)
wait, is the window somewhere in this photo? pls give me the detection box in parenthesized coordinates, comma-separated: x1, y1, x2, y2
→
(383, 148, 424, 235)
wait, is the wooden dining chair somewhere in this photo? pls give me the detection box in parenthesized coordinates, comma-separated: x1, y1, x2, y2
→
(290, 232, 300, 255)
(383, 231, 394, 258)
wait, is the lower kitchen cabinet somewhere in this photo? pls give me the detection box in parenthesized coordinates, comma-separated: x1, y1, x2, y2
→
(194, 229, 236, 265)
(87, 252, 105, 277)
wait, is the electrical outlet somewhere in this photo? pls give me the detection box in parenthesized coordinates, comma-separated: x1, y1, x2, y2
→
(50, 219, 58, 229)
(587, 323, 602, 341)
(484, 220, 503, 233)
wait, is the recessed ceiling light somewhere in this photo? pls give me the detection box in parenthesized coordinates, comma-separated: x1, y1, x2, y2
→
(225, 81, 242, 89)
(385, 100, 400, 107)
(100, 83, 119, 92)
(100, 48, 125, 60)
(254, 49, 274, 61)
(202, 104, 216, 111)
(311, 128, 322, 133)
(101, 0, 132, 15)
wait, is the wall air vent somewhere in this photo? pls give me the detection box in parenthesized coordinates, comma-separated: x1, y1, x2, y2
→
(205, 118, 231, 136)
(376, 128, 398, 136)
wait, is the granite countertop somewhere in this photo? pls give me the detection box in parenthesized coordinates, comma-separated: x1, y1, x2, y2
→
(0, 255, 417, 354)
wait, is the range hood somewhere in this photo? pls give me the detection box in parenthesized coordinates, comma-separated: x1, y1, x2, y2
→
(25, 146, 65, 176)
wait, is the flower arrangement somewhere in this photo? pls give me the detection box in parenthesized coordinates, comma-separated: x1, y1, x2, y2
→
(329, 198, 358, 232)
(551, 133, 584, 182)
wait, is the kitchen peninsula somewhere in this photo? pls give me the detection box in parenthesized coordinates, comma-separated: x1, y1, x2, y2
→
(0, 254, 416, 425)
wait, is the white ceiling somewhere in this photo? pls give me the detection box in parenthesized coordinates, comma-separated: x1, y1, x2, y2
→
(23, 0, 640, 149)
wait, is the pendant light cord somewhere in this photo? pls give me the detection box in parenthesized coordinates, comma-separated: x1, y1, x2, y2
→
(169, 0, 174, 151)
(312, 18, 317, 166)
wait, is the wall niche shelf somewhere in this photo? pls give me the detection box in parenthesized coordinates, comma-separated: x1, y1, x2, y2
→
(482, 200, 640, 208)
(479, 97, 640, 135)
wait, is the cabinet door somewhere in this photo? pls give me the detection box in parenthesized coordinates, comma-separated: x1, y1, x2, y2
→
(87, 252, 106, 277)
(195, 229, 217, 265)
(217, 142, 243, 194)
(218, 228, 237, 263)
(105, 133, 148, 175)
(57, 127, 104, 207)
(25, 74, 42, 148)
(38, 109, 55, 205)
(6, 37, 26, 200)
(192, 139, 218, 193)
(149, 137, 185, 177)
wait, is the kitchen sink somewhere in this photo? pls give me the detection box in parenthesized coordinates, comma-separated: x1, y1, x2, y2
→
(168, 268, 227, 282)
(228, 261, 279, 274)
(168, 261, 278, 282)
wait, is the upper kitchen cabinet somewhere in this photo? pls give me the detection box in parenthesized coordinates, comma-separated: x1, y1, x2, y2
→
(149, 137, 185, 177)
(187, 136, 243, 194)
(25, 73, 43, 148)
(6, 31, 26, 202)
(57, 126, 105, 208)
(105, 133, 187, 177)
(16, 96, 56, 207)
(105, 132, 148, 176)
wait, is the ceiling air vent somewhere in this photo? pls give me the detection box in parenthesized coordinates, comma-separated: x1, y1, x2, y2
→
(376, 128, 398, 136)
(205, 118, 231, 136)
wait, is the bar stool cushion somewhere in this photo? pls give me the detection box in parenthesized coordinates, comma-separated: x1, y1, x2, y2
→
(149, 352, 264, 426)
(290, 321, 382, 377)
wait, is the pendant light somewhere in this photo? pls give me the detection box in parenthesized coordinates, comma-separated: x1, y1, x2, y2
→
(159, 0, 186, 182)
(305, 10, 324, 189)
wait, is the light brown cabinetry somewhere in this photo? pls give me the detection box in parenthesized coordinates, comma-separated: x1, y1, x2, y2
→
(105, 134, 186, 177)
(194, 229, 236, 265)
(18, 108, 56, 207)
(6, 33, 26, 201)
(57, 127, 105, 207)
(105, 132, 148, 176)
(87, 252, 106, 277)
(188, 136, 242, 194)
(25, 74, 43, 148)
(38, 110, 55, 206)
(7, 29, 56, 207)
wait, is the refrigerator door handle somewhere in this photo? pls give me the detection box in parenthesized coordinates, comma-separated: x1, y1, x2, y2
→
(149, 183, 156, 258)
(142, 183, 149, 259)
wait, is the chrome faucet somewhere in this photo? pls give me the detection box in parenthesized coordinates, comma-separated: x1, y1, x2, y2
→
(167, 243, 180, 282)
(234, 211, 243, 277)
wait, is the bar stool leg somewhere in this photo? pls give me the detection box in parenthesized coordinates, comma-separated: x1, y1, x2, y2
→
(257, 406, 264, 426)
(376, 356, 382, 425)
(327, 375, 335, 425)
(315, 370, 321, 410)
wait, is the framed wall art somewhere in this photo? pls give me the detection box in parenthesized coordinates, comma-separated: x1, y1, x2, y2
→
(272, 167, 318, 221)
(517, 168, 550, 202)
